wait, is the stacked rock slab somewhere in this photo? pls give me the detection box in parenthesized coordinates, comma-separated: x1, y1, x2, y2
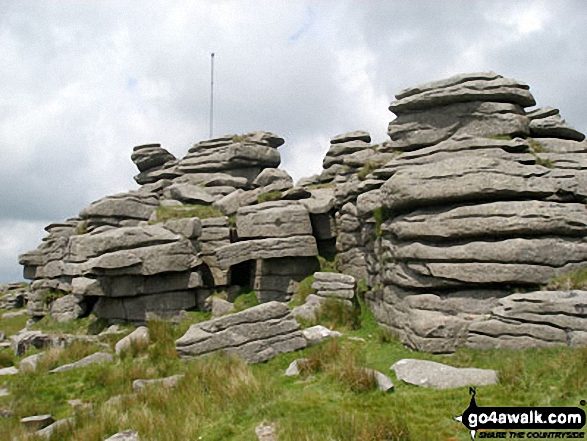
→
(0, 282, 28, 309)
(19, 131, 320, 320)
(363, 72, 587, 353)
(302, 131, 397, 281)
(218, 200, 319, 302)
(292, 272, 357, 321)
(175, 301, 307, 363)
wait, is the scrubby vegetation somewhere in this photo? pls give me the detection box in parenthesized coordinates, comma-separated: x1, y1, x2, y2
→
(257, 190, 282, 204)
(357, 160, 383, 181)
(151, 204, 224, 223)
(1, 296, 587, 440)
(545, 266, 587, 290)
(372, 206, 393, 236)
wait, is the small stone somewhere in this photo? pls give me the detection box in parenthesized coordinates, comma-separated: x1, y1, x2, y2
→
(50, 352, 114, 373)
(255, 421, 278, 441)
(115, 327, 150, 355)
(104, 430, 140, 441)
(21, 414, 55, 431)
(210, 297, 235, 318)
(0, 366, 18, 376)
(285, 358, 309, 376)
(361, 368, 394, 392)
(0, 388, 9, 397)
(2, 310, 27, 319)
(302, 325, 342, 345)
(20, 352, 44, 373)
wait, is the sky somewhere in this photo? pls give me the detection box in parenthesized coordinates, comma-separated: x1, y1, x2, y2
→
(1, 0, 586, 284)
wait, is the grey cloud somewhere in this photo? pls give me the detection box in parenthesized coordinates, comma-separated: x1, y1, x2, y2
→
(2, 0, 587, 284)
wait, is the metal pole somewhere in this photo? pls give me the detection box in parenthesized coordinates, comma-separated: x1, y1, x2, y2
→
(209, 52, 215, 139)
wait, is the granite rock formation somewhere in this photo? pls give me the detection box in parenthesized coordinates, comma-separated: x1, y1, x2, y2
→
(19, 131, 319, 322)
(15, 72, 587, 356)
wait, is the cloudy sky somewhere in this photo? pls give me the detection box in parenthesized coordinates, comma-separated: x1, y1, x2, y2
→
(1, 0, 586, 284)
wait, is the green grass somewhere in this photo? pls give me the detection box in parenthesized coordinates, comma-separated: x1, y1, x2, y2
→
(151, 204, 223, 223)
(76, 220, 88, 235)
(357, 161, 383, 181)
(312, 298, 361, 331)
(1, 302, 587, 440)
(305, 182, 335, 190)
(545, 266, 587, 290)
(29, 315, 101, 335)
(233, 290, 259, 312)
(486, 134, 513, 140)
(0, 307, 29, 337)
(288, 275, 315, 308)
(373, 206, 393, 236)
(42, 289, 64, 307)
(525, 137, 554, 169)
(317, 254, 338, 273)
(257, 190, 282, 204)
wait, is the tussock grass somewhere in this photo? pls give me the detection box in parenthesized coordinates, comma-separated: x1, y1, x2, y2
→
(314, 298, 361, 331)
(152, 204, 223, 223)
(0, 307, 29, 336)
(0, 348, 14, 367)
(2, 303, 587, 440)
(288, 275, 315, 307)
(233, 289, 259, 312)
(257, 190, 282, 204)
(545, 266, 587, 290)
(357, 161, 384, 181)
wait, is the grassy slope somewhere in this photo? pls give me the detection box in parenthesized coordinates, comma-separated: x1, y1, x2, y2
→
(0, 303, 585, 440)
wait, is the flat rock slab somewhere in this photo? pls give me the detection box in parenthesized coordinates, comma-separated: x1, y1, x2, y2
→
(50, 352, 114, 373)
(236, 201, 312, 239)
(115, 327, 150, 354)
(133, 374, 184, 391)
(391, 359, 498, 389)
(104, 430, 140, 441)
(214, 235, 318, 269)
(21, 414, 55, 430)
(36, 418, 74, 439)
(0, 366, 18, 376)
(176, 301, 307, 364)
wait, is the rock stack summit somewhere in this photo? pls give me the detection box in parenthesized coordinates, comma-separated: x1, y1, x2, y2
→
(19, 72, 587, 354)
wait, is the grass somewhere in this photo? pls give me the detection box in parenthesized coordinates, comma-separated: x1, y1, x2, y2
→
(373, 206, 393, 236)
(317, 254, 338, 273)
(1, 301, 587, 440)
(257, 190, 282, 204)
(288, 275, 315, 307)
(233, 289, 259, 312)
(312, 298, 361, 331)
(151, 204, 223, 223)
(486, 134, 513, 140)
(357, 161, 383, 181)
(76, 220, 88, 235)
(305, 182, 335, 190)
(0, 307, 29, 336)
(545, 266, 587, 290)
(42, 289, 64, 307)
